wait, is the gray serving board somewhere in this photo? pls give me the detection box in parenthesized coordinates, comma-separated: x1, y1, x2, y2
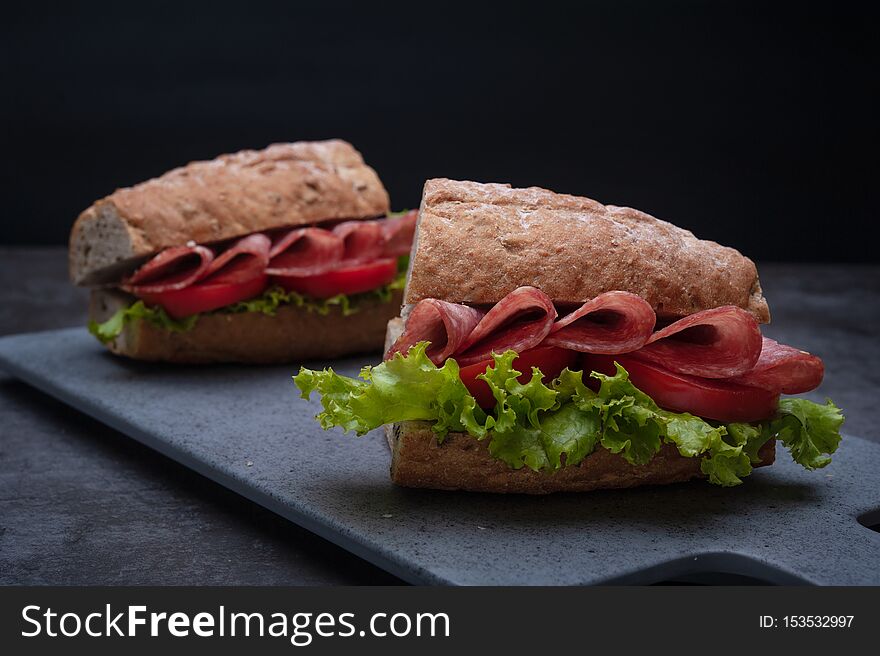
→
(1, 328, 879, 585)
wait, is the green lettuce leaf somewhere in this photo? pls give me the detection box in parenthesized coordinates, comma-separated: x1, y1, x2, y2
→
(88, 259, 408, 343)
(589, 364, 663, 465)
(539, 403, 602, 469)
(474, 353, 598, 470)
(88, 301, 198, 344)
(726, 422, 771, 464)
(294, 342, 482, 438)
(699, 441, 753, 486)
(770, 398, 844, 469)
(293, 345, 845, 486)
(224, 286, 359, 317)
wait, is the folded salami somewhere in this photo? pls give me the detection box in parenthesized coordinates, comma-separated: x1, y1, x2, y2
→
(123, 244, 215, 294)
(453, 287, 557, 366)
(266, 227, 344, 276)
(295, 179, 844, 494)
(635, 306, 763, 378)
(74, 140, 417, 362)
(727, 337, 825, 394)
(543, 291, 655, 354)
(386, 299, 485, 365)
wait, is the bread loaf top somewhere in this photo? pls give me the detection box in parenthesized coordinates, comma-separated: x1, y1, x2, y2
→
(70, 140, 389, 285)
(405, 179, 769, 322)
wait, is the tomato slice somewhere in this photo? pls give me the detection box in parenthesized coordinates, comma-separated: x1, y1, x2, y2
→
(138, 274, 269, 319)
(459, 346, 578, 409)
(273, 258, 398, 298)
(582, 354, 779, 423)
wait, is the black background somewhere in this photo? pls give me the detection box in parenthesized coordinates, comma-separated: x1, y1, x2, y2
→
(2, 1, 878, 261)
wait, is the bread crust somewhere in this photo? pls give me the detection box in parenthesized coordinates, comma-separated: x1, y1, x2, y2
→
(89, 288, 402, 364)
(71, 140, 390, 286)
(406, 179, 770, 323)
(385, 422, 776, 494)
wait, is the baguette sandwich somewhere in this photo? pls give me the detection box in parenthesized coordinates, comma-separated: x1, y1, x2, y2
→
(74, 140, 417, 363)
(295, 179, 844, 493)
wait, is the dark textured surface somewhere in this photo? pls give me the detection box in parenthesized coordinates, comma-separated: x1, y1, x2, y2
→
(0, 248, 400, 584)
(2, 329, 879, 585)
(0, 248, 878, 584)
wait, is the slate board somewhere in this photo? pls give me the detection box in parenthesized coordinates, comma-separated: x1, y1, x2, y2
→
(1, 328, 879, 585)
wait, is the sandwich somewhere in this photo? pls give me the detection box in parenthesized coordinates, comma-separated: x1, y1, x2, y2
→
(74, 140, 416, 363)
(294, 179, 844, 493)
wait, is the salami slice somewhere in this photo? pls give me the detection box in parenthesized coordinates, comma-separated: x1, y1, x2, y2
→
(201, 233, 271, 285)
(542, 291, 655, 353)
(634, 305, 763, 378)
(453, 287, 557, 367)
(727, 337, 824, 394)
(333, 220, 386, 263)
(386, 300, 485, 365)
(381, 210, 418, 257)
(123, 244, 214, 294)
(266, 227, 344, 276)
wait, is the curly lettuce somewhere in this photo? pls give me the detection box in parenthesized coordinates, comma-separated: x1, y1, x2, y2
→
(294, 343, 844, 486)
(88, 301, 198, 344)
(88, 258, 408, 344)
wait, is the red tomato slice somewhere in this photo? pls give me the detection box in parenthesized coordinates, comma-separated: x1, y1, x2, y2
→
(138, 274, 269, 319)
(274, 258, 398, 298)
(459, 346, 578, 409)
(582, 354, 779, 423)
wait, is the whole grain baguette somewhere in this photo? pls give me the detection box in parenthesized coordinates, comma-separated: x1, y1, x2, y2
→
(71, 140, 390, 286)
(384, 421, 776, 494)
(89, 288, 402, 364)
(406, 179, 770, 323)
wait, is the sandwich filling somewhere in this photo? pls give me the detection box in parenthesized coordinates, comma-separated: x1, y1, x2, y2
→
(89, 211, 416, 343)
(294, 286, 843, 486)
